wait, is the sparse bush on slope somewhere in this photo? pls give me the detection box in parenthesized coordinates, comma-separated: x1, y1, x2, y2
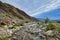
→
(46, 23, 60, 30)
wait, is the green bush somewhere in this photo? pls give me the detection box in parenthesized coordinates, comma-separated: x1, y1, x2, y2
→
(55, 26, 60, 30)
(8, 23, 24, 29)
(39, 23, 45, 27)
(46, 23, 56, 30)
(45, 23, 60, 31)
(0, 37, 9, 40)
(14, 23, 24, 26)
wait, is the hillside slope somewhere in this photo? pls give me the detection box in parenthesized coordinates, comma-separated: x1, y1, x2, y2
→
(0, 1, 36, 22)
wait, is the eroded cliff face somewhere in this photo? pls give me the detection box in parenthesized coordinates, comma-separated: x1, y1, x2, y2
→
(0, 1, 36, 23)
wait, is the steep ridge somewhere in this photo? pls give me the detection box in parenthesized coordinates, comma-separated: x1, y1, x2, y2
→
(0, 1, 36, 22)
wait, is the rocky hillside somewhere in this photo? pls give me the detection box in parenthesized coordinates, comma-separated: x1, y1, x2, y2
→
(0, 1, 36, 22)
(0, 1, 60, 40)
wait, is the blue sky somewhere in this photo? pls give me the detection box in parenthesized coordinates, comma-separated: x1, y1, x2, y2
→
(36, 8, 60, 20)
(0, 0, 60, 20)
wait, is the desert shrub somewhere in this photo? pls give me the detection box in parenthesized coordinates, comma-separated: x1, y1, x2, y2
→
(8, 26, 16, 29)
(0, 37, 9, 40)
(0, 22, 6, 27)
(14, 23, 24, 26)
(9, 23, 24, 29)
(46, 23, 57, 30)
(55, 26, 60, 30)
(39, 23, 45, 27)
(25, 21, 29, 23)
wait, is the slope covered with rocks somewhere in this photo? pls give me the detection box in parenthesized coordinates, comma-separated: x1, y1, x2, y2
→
(0, 1, 60, 40)
(0, 1, 36, 22)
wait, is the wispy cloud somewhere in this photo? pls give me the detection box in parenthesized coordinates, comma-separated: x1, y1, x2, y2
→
(31, 0, 60, 16)
(0, 0, 60, 17)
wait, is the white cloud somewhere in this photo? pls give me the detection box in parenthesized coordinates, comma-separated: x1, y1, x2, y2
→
(0, 0, 60, 16)
(31, 0, 60, 16)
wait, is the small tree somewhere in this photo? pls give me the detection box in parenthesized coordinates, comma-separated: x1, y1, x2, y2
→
(45, 17, 50, 23)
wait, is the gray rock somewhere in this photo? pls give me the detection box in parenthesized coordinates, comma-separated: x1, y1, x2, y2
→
(43, 30, 54, 36)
